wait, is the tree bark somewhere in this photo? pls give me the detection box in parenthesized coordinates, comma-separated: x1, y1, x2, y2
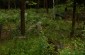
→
(36, 0, 40, 12)
(0, 24, 2, 40)
(14, 2, 16, 9)
(46, 0, 49, 13)
(70, 0, 76, 37)
(37, 0, 40, 9)
(20, 0, 25, 36)
(44, 0, 45, 8)
(8, 0, 11, 9)
(44, 0, 49, 13)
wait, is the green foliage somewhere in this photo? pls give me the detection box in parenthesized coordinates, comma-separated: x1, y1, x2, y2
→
(0, 36, 50, 55)
(59, 38, 85, 55)
(0, 9, 85, 55)
(28, 1, 37, 5)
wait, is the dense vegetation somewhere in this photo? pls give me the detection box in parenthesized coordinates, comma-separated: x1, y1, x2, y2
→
(0, 0, 85, 55)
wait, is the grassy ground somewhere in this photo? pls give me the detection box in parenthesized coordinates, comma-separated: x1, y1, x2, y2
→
(0, 9, 85, 55)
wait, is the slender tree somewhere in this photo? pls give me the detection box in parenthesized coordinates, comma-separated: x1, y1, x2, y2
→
(8, 0, 11, 9)
(20, 0, 25, 36)
(70, 0, 76, 37)
(44, 0, 45, 8)
(46, 0, 48, 13)
(37, 0, 40, 9)
(44, 0, 49, 13)
(36, 0, 40, 12)
(0, 24, 2, 40)
(13, 0, 16, 9)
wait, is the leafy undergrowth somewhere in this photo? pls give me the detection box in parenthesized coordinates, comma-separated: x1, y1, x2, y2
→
(59, 38, 85, 55)
(0, 37, 49, 55)
(0, 9, 85, 55)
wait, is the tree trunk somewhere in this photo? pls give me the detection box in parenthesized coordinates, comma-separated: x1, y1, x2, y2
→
(36, 0, 40, 12)
(0, 24, 2, 40)
(8, 0, 11, 9)
(70, 0, 76, 37)
(53, 0, 56, 19)
(44, 0, 45, 8)
(44, 0, 49, 13)
(14, 2, 16, 9)
(20, 0, 25, 36)
(46, 0, 49, 13)
(37, 0, 40, 9)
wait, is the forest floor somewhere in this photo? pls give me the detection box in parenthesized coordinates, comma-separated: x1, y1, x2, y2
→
(0, 9, 85, 55)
